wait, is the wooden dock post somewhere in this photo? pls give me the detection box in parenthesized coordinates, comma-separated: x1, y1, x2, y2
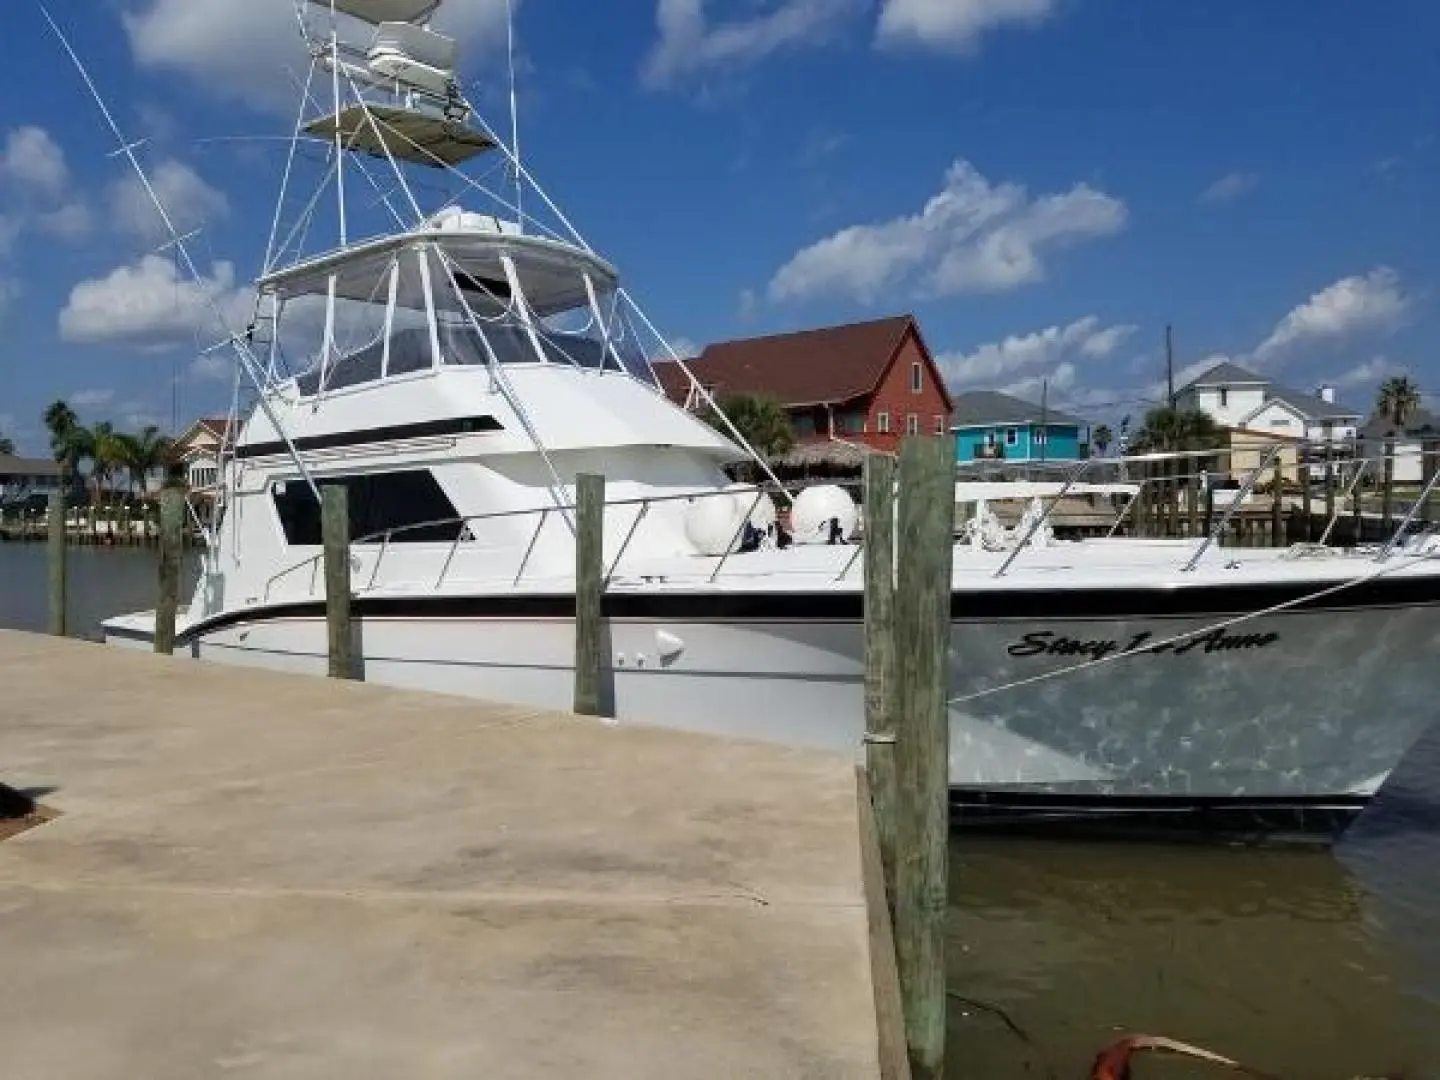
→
(893, 435, 954, 1080)
(155, 487, 185, 656)
(1423, 440, 1438, 527)
(1186, 465, 1199, 538)
(1301, 453, 1314, 542)
(1382, 438, 1395, 534)
(573, 473, 605, 717)
(322, 484, 355, 680)
(46, 492, 67, 637)
(1271, 460, 1284, 547)
(1323, 445, 1336, 542)
(863, 453, 898, 905)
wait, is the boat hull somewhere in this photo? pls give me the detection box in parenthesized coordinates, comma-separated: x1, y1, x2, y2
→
(105, 592, 1439, 802)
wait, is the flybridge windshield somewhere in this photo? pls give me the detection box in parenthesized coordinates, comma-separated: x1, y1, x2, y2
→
(281, 245, 652, 395)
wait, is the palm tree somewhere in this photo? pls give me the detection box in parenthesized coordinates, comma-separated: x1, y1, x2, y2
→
(1376, 375, 1422, 433)
(1091, 424, 1113, 458)
(1129, 406, 1222, 454)
(0, 432, 14, 456)
(91, 422, 126, 508)
(43, 400, 81, 480)
(114, 426, 174, 498)
(703, 393, 797, 459)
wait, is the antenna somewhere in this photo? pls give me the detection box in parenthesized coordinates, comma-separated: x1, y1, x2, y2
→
(1166, 324, 1175, 409)
(505, 0, 523, 231)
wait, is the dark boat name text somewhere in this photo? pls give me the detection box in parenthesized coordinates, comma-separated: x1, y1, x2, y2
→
(1006, 628, 1280, 662)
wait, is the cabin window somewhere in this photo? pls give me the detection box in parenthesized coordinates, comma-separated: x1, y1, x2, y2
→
(271, 470, 461, 545)
(911, 362, 923, 393)
(1004, 428, 1018, 446)
(906, 413, 919, 436)
(878, 412, 891, 434)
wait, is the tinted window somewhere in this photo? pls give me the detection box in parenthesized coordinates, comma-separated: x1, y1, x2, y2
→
(272, 471, 461, 545)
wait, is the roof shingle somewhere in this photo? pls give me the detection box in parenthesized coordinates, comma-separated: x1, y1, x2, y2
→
(951, 390, 1085, 428)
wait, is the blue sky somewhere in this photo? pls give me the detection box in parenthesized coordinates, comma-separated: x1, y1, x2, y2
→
(0, 0, 1436, 454)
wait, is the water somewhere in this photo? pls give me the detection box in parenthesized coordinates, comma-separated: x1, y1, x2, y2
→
(0, 546, 1436, 1076)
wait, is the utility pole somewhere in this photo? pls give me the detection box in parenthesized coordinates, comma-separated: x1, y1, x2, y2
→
(1165, 324, 1175, 409)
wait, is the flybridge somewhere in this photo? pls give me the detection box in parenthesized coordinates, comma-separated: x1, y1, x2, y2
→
(306, 0, 443, 25)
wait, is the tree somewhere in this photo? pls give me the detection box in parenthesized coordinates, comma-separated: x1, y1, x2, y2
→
(703, 393, 797, 459)
(1129, 406, 1222, 453)
(1376, 375, 1422, 433)
(1092, 424, 1113, 458)
(114, 426, 174, 497)
(0, 432, 14, 456)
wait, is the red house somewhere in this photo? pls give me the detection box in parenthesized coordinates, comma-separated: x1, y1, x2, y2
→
(653, 315, 953, 454)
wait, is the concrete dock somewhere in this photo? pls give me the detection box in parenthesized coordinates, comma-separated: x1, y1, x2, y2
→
(0, 631, 890, 1078)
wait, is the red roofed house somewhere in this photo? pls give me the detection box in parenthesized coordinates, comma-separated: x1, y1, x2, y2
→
(653, 315, 952, 455)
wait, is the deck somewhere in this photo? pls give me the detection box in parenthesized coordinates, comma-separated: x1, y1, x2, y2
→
(0, 631, 887, 1079)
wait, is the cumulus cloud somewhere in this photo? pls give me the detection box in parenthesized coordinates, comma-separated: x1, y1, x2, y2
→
(1252, 268, 1409, 364)
(938, 316, 1135, 390)
(37, 202, 94, 241)
(123, 0, 513, 111)
(0, 127, 69, 196)
(1327, 356, 1401, 392)
(71, 388, 117, 410)
(643, 0, 865, 87)
(769, 160, 1126, 303)
(999, 360, 1077, 402)
(109, 159, 229, 244)
(877, 0, 1057, 52)
(59, 255, 252, 349)
(1199, 171, 1258, 204)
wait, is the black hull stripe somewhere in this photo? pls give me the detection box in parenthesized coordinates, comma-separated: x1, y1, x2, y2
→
(176, 573, 1440, 644)
(236, 415, 503, 460)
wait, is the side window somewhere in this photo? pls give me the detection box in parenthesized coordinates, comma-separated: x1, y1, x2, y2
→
(934, 415, 945, 435)
(1004, 428, 1018, 447)
(911, 362, 923, 393)
(906, 413, 919, 436)
(1220, 388, 1229, 408)
(272, 471, 461, 545)
(877, 412, 891, 434)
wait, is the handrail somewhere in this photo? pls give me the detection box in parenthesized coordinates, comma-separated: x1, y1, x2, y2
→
(992, 458, 1090, 578)
(1181, 443, 1280, 572)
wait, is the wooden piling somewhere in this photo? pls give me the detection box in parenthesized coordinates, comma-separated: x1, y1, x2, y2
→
(573, 473, 605, 717)
(322, 484, 355, 680)
(1382, 438, 1395, 534)
(154, 488, 185, 656)
(1423, 440, 1438, 527)
(1186, 466, 1199, 538)
(46, 492, 66, 637)
(863, 453, 898, 905)
(1302, 453, 1314, 542)
(893, 436, 954, 1080)
(1323, 445, 1336, 542)
(1271, 460, 1284, 547)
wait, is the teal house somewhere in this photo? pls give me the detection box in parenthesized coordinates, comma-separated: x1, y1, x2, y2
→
(951, 391, 1088, 463)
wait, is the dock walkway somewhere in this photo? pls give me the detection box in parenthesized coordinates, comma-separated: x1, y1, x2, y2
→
(0, 632, 884, 1079)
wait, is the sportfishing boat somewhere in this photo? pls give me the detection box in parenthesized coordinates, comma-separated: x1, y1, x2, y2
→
(96, 0, 1440, 816)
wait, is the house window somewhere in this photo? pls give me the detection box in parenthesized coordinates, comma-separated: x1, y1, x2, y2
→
(272, 470, 461, 545)
(906, 413, 919, 436)
(934, 415, 945, 435)
(1004, 428, 1018, 447)
(911, 362, 923, 393)
(1220, 388, 1229, 408)
(878, 412, 891, 434)
(1035, 428, 1047, 445)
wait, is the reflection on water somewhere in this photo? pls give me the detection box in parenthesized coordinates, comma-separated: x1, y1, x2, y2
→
(0, 547, 1437, 1077)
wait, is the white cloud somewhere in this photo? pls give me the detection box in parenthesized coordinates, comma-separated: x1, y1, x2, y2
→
(71, 389, 117, 410)
(37, 202, 94, 241)
(769, 160, 1126, 303)
(999, 360, 1077, 402)
(877, 0, 1057, 52)
(938, 316, 1135, 389)
(189, 354, 233, 382)
(109, 159, 229, 244)
(643, 0, 864, 88)
(1199, 171, 1258, 204)
(58, 255, 253, 350)
(1252, 268, 1409, 364)
(0, 276, 18, 316)
(1328, 356, 1399, 392)
(0, 127, 69, 196)
(123, 0, 513, 111)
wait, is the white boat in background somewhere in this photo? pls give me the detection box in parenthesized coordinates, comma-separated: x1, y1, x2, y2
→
(80, 0, 1440, 819)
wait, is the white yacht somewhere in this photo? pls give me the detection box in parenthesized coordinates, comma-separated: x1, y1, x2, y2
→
(102, 0, 1440, 816)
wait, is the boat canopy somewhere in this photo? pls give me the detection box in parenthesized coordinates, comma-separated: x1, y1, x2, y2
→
(259, 229, 620, 318)
(304, 105, 494, 168)
(306, 0, 441, 24)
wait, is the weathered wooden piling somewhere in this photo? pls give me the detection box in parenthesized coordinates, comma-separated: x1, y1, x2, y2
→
(322, 484, 355, 680)
(154, 487, 185, 656)
(1186, 466, 1199, 538)
(1271, 461, 1284, 547)
(862, 453, 898, 906)
(1302, 457, 1314, 542)
(46, 492, 66, 637)
(573, 473, 605, 717)
(1423, 441, 1438, 526)
(1382, 438, 1395, 534)
(893, 436, 954, 1080)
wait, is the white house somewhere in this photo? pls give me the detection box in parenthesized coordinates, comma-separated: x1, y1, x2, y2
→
(1176, 362, 1363, 478)
(0, 454, 63, 505)
(1360, 409, 1439, 485)
(172, 417, 233, 495)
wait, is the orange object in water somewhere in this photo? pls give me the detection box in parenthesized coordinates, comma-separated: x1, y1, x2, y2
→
(1090, 1035, 1281, 1080)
